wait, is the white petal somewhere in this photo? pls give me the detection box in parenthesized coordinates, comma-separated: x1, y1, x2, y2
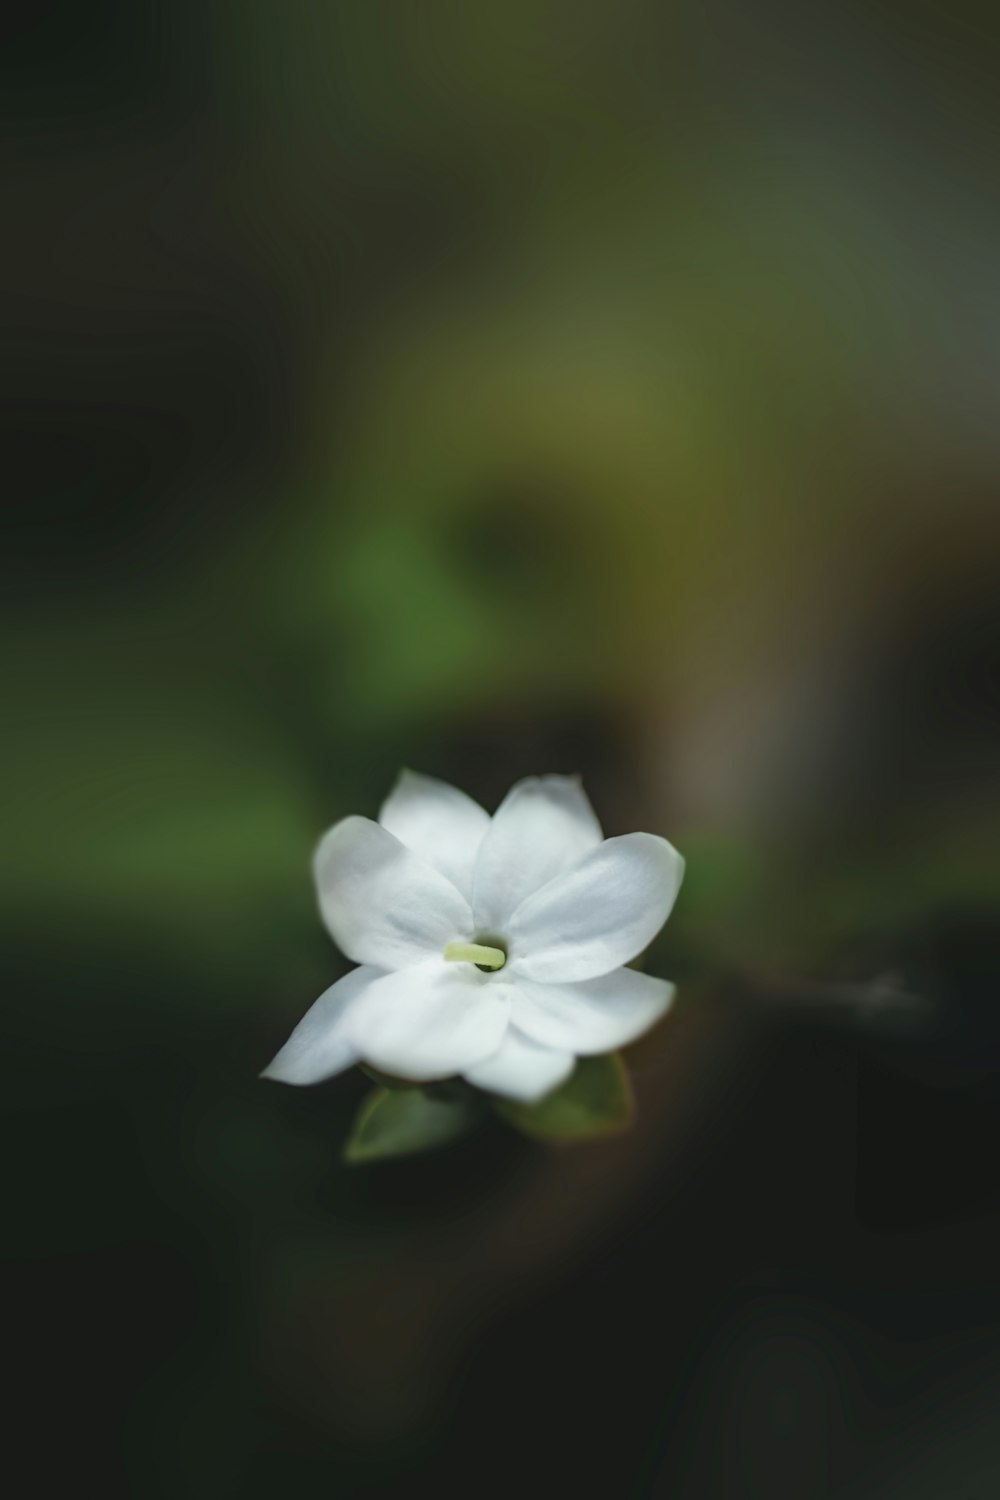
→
(378, 769, 490, 899)
(464, 1026, 575, 1103)
(509, 966, 676, 1054)
(508, 832, 684, 982)
(348, 960, 510, 1081)
(260, 966, 380, 1085)
(472, 775, 603, 933)
(314, 816, 474, 969)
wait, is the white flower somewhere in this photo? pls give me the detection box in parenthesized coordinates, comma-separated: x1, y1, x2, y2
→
(262, 772, 684, 1104)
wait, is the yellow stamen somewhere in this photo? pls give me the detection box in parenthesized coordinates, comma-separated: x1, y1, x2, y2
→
(443, 941, 506, 970)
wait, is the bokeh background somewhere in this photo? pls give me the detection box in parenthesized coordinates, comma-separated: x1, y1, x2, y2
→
(6, 1, 1000, 1495)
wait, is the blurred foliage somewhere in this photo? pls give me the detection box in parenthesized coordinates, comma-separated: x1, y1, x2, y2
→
(8, 0, 1000, 990)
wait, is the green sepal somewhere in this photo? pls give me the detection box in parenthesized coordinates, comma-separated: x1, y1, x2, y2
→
(360, 1064, 414, 1091)
(343, 1084, 482, 1164)
(491, 1052, 634, 1143)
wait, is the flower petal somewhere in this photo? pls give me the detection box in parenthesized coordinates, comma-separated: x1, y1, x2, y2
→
(509, 966, 676, 1054)
(472, 775, 603, 933)
(464, 1026, 575, 1103)
(378, 769, 490, 900)
(508, 832, 684, 982)
(314, 816, 474, 969)
(260, 965, 380, 1085)
(348, 960, 510, 1080)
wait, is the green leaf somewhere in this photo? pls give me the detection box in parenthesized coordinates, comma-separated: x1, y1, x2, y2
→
(491, 1053, 634, 1143)
(343, 1086, 481, 1164)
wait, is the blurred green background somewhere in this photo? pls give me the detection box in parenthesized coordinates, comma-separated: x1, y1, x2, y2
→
(5, 1, 1000, 1496)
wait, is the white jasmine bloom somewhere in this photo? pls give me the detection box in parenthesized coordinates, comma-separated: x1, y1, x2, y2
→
(263, 773, 684, 1104)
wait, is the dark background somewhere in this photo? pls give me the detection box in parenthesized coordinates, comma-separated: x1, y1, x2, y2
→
(5, 2, 1000, 1495)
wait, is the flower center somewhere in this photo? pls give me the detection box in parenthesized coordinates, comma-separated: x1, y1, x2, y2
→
(442, 940, 507, 972)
